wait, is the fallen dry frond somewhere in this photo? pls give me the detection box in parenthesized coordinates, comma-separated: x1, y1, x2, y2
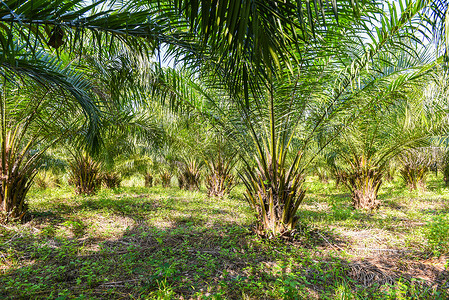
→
(344, 254, 449, 288)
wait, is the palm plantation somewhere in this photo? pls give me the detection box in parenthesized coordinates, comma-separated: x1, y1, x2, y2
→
(1, 0, 449, 298)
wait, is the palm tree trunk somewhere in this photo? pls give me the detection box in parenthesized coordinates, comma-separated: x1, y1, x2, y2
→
(351, 183, 381, 210)
(145, 173, 153, 187)
(0, 83, 7, 215)
(343, 158, 383, 210)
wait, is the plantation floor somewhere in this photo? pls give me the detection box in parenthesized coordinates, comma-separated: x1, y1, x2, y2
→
(1, 177, 448, 299)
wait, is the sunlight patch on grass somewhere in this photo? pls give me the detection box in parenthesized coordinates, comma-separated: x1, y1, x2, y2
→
(1, 179, 448, 299)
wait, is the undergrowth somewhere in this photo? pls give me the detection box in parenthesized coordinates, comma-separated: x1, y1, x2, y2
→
(0, 176, 448, 299)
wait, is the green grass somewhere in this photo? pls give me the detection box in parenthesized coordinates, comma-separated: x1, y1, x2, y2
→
(1, 176, 448, 299)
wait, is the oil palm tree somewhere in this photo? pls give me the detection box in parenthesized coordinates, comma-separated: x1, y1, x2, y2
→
(399, 148, 433, 191)
(153, 0, 441, 236)
(0, 0, 445, 229)
(0, 65, 98, 222)
(153, 1, 445, 234)
(328, 71, 438, 209)
(67, 47, 167, 192)
(0, 3, 173, 218)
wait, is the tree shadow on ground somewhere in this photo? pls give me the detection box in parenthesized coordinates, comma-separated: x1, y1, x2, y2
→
(2, 187, 449, 299)
(0, 198, 351, 300)
(2, 219, 448, 299)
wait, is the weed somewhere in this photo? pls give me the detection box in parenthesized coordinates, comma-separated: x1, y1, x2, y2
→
(426, 214, 449, 256)
(1, 178, 448, 299)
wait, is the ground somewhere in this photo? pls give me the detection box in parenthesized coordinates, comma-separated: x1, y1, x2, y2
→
(0, 175, 448, 299)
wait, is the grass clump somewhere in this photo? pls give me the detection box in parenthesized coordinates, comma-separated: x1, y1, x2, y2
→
(426, 214, 449, 256)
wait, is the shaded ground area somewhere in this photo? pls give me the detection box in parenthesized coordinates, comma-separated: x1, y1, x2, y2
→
(1, 180, 448, 299)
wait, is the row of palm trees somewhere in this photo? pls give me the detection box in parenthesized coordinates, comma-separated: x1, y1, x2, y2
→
(0, 0, 448, 237)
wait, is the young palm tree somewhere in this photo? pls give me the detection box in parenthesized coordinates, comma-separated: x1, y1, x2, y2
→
(177, 158, 203, 191)
(0, 0, 445, 230)
(68, 151, 102, 195)
(162, 1, 439, 235)
(0, 1, 149, 221)
(399, 148, 432, 191)
(205, 151, 237, 198)
(0, 72, 96, 222)
(76, 49, 166, 190)
(330, 79, 436, 209)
